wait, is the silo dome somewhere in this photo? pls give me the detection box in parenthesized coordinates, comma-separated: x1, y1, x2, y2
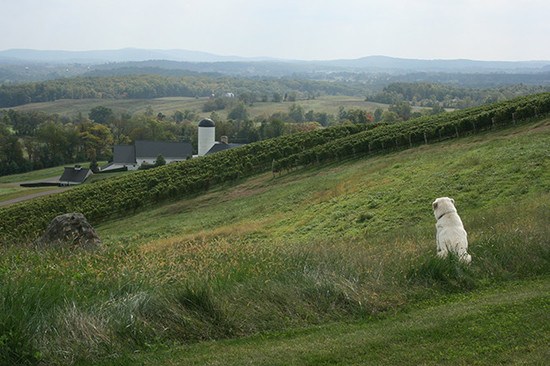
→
(198, 118, 216, 156)
(198, 118, 215, 128)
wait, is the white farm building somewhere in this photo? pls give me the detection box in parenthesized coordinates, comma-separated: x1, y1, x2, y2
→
(101, 119, 243, 171)
(101, 140, 192, 171)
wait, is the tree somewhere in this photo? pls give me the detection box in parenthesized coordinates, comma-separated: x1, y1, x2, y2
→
(89, 159, 99, 173)
(144, 105, 154, 116)
(78, 122, 114, 160)
(381, 110, 400, 122)
(35, 121, 71, 165)
(373, 108, 383, 122)
(0, 121, 28, 175)
(228, 102, 249, 121)
(155, 154, 166, 167)
(172, 110, 184, 123)
(347, 109, 373, 124)
(389, 101, 412, 120)
(288, 103, 304, 123)
(338, 106, 347, 121)
(262, 118, 286, 139)
(89, 106, 114, 125)
(272, 92, 282, 103)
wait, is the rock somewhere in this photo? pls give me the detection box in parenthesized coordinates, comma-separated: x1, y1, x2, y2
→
(35, 213, 102, 250)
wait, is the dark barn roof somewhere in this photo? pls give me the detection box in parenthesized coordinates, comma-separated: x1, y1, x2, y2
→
(59, 166, 91, 184)
(113, 145, 136, 164)
(135, 141, 192, 159)
(205, 142, 244, 155)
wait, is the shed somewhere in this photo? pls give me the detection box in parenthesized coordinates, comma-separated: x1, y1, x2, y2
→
(59, 165, 93, 186)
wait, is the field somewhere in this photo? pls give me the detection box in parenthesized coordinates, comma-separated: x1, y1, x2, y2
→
(9, 95, 393, 121)
(0, 162, 110, 207)
(0, 115, 548, 364)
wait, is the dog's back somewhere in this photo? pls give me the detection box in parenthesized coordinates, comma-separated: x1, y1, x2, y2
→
(433, 197, 471, 263)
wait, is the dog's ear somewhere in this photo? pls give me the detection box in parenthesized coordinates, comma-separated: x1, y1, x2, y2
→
(450, 198, 455, 204)
(433, 201, 438, 210)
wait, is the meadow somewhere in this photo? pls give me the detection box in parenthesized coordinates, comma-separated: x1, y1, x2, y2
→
(0, 117, 548, 364)
(9, 95, 390, 121)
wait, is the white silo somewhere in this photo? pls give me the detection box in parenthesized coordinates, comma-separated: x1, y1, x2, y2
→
(198, 118, 215, 156)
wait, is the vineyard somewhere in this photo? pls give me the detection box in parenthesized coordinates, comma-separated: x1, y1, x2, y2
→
(0, 92, 549, 242)
(274, 92, 550, 171)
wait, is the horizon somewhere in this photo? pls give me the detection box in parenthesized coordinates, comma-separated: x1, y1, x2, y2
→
(1, 1, 549, 62)
(1, 48, 549, 64)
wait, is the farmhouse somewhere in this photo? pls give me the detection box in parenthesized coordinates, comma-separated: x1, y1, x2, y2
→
(59, 165, 93, 185)
(101, 119, 243, 171)
(101, 140, 192, 171)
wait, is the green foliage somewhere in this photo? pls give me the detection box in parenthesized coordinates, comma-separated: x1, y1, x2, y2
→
(367, 82, 550, 109)
(155, 154, 166, 167)
(88, 106, 114, 124)
(227, 102, 249, 121)
(2, 92, 549, 241)
(0, 124, 366, 241)
(274, 92, 550, 172)
(0, 74, 367, 109)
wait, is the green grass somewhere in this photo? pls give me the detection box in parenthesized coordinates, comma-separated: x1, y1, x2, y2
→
(0, 184, 57, 203)
(126, 277, 550, 365)
(9, 95, 391, 120)
(0, 161, 106, 184)
(0, 120, 549, 365)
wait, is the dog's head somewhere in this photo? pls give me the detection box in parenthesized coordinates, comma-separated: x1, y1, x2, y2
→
(432, 197, 457, 220)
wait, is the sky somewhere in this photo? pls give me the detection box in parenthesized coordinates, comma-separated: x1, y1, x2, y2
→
(1, 0, 549, 61)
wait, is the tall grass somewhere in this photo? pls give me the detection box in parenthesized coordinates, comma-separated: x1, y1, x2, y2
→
(1, 194, 548, 364)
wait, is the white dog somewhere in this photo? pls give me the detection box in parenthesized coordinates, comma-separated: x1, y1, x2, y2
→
(433, 197, 471, 264)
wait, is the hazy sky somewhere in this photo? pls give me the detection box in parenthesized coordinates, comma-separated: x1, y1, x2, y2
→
(2, 0, 549, 61)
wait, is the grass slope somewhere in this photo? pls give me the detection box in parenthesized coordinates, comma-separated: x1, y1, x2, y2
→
(0, 119, 549, 365)
(129, 277, 550, 365)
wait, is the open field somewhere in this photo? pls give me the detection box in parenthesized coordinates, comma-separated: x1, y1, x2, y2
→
(0, 161, 110, 206)
(8, 96, 393, 121)
(1, 117, 548, 364)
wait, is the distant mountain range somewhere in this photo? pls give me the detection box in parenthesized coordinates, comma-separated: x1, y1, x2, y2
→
(1, 48, 549, 74)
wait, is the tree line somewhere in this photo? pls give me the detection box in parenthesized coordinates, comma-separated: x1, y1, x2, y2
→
(0, 74, 367, 108)
(366, 82, 550, 109)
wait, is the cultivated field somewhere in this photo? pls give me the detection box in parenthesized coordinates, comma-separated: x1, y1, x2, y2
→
(9, 95, 392, 121)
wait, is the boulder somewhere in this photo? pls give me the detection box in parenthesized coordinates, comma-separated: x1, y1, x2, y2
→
(35, 213, 102, 250)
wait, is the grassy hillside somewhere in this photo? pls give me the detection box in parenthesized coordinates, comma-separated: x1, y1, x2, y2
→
(0, 115, 548, 364)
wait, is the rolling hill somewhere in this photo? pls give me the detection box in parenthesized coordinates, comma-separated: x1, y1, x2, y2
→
(0, 95, 549, 364)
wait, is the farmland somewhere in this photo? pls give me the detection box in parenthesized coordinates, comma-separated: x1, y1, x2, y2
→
(8, 95, 390, 121)
(0, 93, 548, 364)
